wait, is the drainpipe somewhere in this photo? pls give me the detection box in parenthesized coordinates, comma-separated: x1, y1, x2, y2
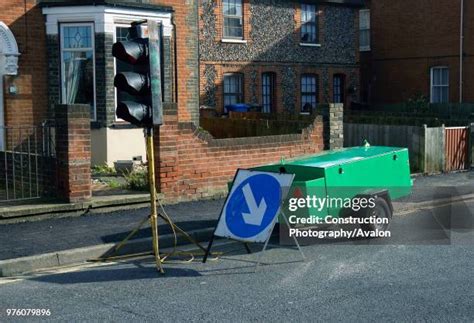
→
(460, 0, 464, 103)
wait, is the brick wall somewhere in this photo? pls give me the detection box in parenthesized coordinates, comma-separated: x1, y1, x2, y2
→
(154, 103, 328, 202)
(2, 0, 49, 126)
(55, 104, 91, 203)
(362, 0, 474, 104)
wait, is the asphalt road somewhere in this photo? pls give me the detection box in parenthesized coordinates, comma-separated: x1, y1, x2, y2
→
(1, 199, 473, 322)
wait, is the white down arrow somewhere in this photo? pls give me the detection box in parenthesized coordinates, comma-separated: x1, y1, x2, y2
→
(241, 183, 267, 226)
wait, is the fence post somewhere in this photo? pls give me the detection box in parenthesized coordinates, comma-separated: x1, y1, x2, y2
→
(441, 124, 446, 172)
(422, 124, 427, 173)
(470, 123, 474, 169)
(55, 104, 91, 203)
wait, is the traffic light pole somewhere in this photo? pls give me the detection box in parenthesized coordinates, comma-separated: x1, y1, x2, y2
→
(146, 127, 165, 274)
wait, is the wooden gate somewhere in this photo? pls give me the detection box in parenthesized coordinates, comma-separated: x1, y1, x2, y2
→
(445, 126, 469, 172)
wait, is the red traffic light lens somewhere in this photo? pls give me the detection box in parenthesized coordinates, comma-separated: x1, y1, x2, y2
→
(116, 101, 152, 127)
(112, 39, 148, 65)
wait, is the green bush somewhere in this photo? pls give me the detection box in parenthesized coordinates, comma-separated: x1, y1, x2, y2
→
(123, 166, 149, 191)
(92, 163, 116, 176)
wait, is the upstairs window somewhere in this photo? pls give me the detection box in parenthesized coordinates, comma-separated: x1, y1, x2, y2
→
(301, 74, 318, 114)
(60, 23, 96, 120)
(301, 4, 318, 44)
(359, 9, 371, 51)
(430, 67, 449, 103)
(223, 73, 243, 111)
(223, 0, 243, 39)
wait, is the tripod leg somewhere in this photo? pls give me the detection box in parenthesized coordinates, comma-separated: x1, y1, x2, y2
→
(112, 215, 149, 256)
(158, 213, 208, 253)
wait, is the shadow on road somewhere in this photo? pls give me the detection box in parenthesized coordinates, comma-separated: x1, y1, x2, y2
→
(29, 266, 202, 284)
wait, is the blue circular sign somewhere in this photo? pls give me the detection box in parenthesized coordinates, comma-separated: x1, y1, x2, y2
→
(225, 174, 282, 238)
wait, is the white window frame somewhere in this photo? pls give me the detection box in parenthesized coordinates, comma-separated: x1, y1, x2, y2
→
(430, 66, 449, 103)
(59, 22, 97, 121)
(359, 9, 371, 51)
(222, 0, 244, 40)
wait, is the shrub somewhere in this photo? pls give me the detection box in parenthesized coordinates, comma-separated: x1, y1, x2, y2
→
(123, 166, 149, 191)
(92, 163, 117, 176)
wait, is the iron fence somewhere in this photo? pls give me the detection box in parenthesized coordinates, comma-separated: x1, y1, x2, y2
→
(0, 122, 56, 202)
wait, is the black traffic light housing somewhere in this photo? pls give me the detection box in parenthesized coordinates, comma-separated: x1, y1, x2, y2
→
(112, 20, 163, 128)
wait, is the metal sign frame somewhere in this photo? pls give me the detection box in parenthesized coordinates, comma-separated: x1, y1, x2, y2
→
(203, 169, 305, 270)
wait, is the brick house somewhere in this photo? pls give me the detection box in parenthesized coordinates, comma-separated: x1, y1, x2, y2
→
(0, 0, 362, 201)
(199, 0, 362, 114)
(360, 0, 473, 105)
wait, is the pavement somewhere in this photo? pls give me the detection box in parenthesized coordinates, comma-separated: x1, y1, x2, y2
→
(0, 171, 473, 277)
(0, 192, 154, 222)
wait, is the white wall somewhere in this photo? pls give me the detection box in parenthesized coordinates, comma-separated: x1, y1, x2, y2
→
(91, 127, 147, 166)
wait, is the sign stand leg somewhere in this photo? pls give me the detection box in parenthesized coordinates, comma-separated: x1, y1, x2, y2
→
(281, 210, 305, 261)
(255, 210, 305, 272)
(255, 229, 273, 272)
(202, 234, 215, 263)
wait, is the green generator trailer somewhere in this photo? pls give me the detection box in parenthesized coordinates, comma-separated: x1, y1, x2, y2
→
(250, 146, 413, 230)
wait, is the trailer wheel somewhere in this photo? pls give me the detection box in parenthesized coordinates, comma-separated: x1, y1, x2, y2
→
(360, 196, 392, 232)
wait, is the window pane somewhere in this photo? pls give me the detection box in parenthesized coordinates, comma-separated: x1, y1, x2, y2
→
(360, 10, 370, 29)
(63, 26, 92, 49)
(224, 74, 243, 110)
(62, 50, 95, 117)
(301, 75, 318, 113)
(262, 73, 275, 113)
(360, 30, 370, 48)
(116, 26, 131, 42)
(224, 18, 243, 38)
(433, 87, 441, 103)
(441, 68, 449, 85)
(301, 4, 318, 43)
(223, 0, 243, 38)
(441, 87, 447, 103)
(433, 69, 441, 85)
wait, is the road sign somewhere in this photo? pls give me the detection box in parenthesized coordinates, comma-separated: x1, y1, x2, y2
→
(214, 169, 294, 243)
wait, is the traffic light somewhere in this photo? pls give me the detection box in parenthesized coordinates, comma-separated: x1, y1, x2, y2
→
(112, 20, 163, 128)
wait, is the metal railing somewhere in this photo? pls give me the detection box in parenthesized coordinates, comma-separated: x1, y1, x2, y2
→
(0, 122, 56, 202)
